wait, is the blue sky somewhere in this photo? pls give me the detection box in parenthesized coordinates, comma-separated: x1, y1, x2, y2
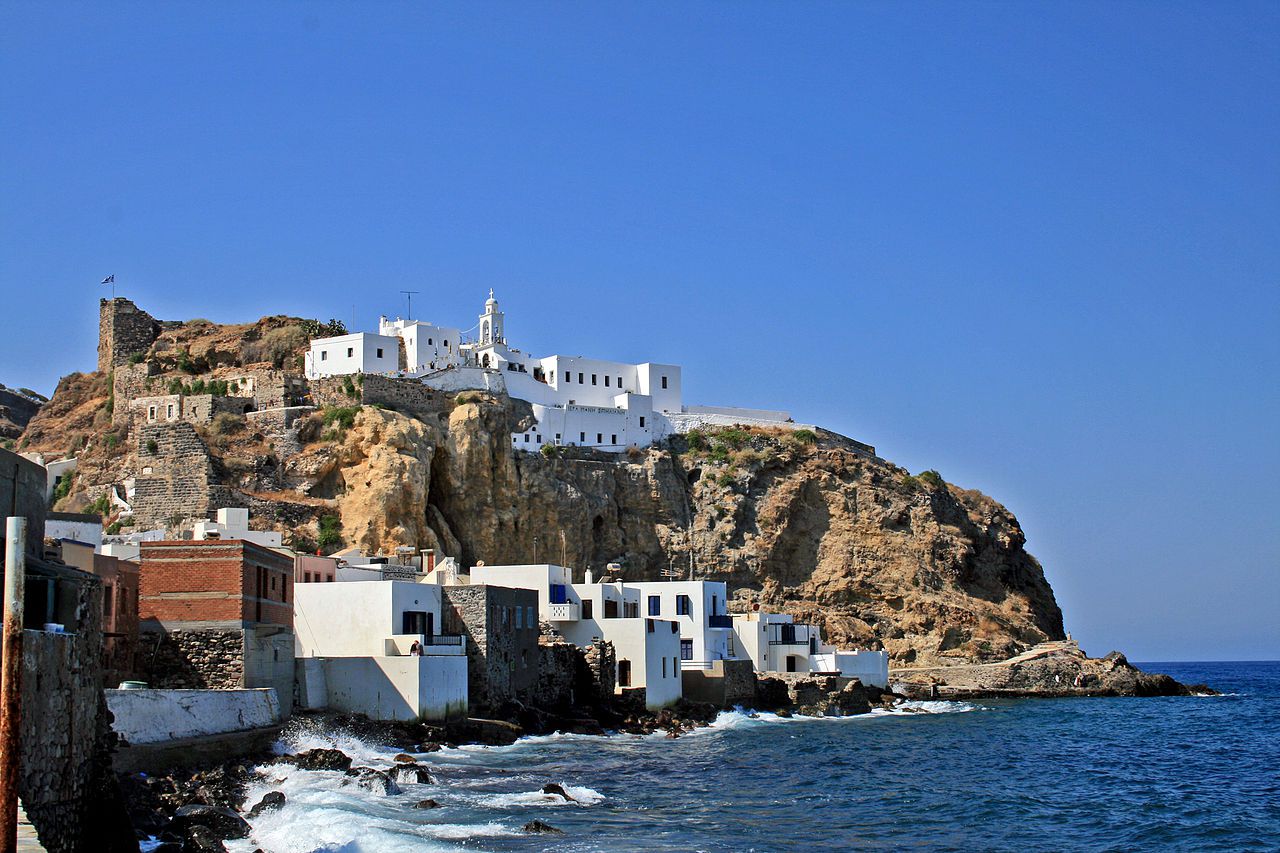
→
(2, 2, 1276, 660)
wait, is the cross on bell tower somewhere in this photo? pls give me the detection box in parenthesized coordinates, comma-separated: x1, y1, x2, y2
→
(479, 289, 504, 344)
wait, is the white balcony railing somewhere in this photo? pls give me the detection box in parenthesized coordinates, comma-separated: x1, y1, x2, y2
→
(547, 601, 580, 621)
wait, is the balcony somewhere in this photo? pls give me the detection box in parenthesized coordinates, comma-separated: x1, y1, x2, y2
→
(547, 601, 580, 622)
(422, 633, 464, 647)
(707, 614, 734, 629)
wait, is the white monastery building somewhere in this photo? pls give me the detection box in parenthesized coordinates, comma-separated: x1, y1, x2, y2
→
(305, 291, 812, 452)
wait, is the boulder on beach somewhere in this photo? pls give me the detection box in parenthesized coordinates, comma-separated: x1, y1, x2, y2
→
(246, 791, 286, 818)
(286, 748, 354, 772)
(171, 804, 252, 839)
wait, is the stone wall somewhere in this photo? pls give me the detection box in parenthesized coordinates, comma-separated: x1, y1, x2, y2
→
(533, 640, 578, 709)
(310, 374, 450, 419)
(112, 362, 158, 423)
(582, 638, 617, 702)
(442, 585, 539, 712)
(227, 368, 307, 410)
(681, 658, 758, 708)
(131, 422, 236, 528)
(99, 297, 160, 373)
(182, 394, 254, 425)
(136, 628, 246, 689)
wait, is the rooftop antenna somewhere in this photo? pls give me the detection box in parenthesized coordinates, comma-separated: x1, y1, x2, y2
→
(400, 290, 420, 320)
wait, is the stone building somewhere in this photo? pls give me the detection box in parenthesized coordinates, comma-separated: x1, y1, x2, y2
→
(0, 448, 135, 852)
(98, 297, 161, 372)
(130, 421, 237, 529)
(441, 585, 540, 712)
(138, 539, 295, 712)
(51, 539, 141, 686)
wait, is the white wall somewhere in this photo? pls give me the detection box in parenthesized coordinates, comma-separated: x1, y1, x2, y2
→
(467, 565, 573, 611)
(379, 318, 463, 375)
(628, 581, 734, 665)
(558, 615, 681, 710)
(319, 655, 468, 722)
(294, 581, 446, 657)
(305, 332, 400, 379)
(47, 518, 103, 549)
(105, 688, 281, 744)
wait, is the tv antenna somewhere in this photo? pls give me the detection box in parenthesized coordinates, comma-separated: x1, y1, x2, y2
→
(400, 290, 420, 320)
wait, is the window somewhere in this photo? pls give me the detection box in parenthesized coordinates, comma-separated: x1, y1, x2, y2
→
(596, 433, 603, 444)
(680, 639, 693, 661)
(662, 658, 667, 678)
(582, 599, 593, 619)
(304, 572, 311, 583)
(605, 376, 610, 387)
(402, 611, 429, 635)
(555, 433, 561, 442)
(443, 340, 449, 348)
(524, 434, 530, 443)
(148, 406, 157, 420)
(564, 371, 570, 383)
(618, 660, 632, 687)
(611, 434, 617, 444)
(580, 432, 586, 442)
(591, 374, 597, 385)
(661, 376, 668, 389)
(428, 338, 433, 345)
(527, 606, 536, 627)
(676, 594, 692, 615)
(617, 376, 622, 388)
(648, 595, 661, 616)
(346, 347, 354, 357)
(166, 404, 174, 418)
(376, 348, 384, 358)
(578, 372, 584, 384)
(321, 350, 328, 361)
(647, 619, 654, 633)
(639, 416, 646, 428)
(536, 434, 542, 443)
(550, 584, 568, 605)
(282, 576, 288, 603)
(515, 607, 523, 629)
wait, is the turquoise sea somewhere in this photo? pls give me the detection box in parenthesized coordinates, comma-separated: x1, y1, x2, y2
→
(223, 661, 1279, 852)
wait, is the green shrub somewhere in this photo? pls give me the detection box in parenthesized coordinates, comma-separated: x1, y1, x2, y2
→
(188, 378, 207, 395)
(127, 353, 146, 365)
(342, 376, 357, 398)
(708, 444, 729, 464)
(104, 433, 120, 448)
(730, 448, 766, 468)
(209, 412, 246, 436)
(176, 348, 197, 374)
(105, 521, 123, 535)
(87, 492, 111, 517)
(540, 443, 558, 459)
(685, 429, 706, 452)
(300, 318, 348, 339)
(791, 428, 817, 445)
(918, 469, 945, 489)
(50, 473, 73, 506)
(901, 474, 921, 490)
(717, 472, 736, 488)
(207, 379, 229, 397)
(146, 438, 159, 455)
(322, 406, 360, 430)
(455, 391, 482, 406)
(18, 387, 48, 402)
(168, 377, 184, 395)
(317, 515, 343, 551)
(713, 427, 750, 450)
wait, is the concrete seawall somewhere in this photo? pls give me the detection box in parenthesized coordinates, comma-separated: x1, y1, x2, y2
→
(106, 688, 282, 773)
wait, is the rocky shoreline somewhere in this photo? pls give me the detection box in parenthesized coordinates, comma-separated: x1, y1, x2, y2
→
(118, 676, 899, 851)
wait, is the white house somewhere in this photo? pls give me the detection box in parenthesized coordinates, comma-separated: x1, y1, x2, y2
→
(465, 564, 683, 709)
(192, 508, 283, 549)
(378, 317, 463, 375)
(731, 611, 889, 688)
(625, 580, 740, 669)
(304, 331, 400, 379)
(293, 579, 468, 721)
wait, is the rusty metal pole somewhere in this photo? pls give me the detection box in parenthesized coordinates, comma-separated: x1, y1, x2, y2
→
(1, 516, 25, 853)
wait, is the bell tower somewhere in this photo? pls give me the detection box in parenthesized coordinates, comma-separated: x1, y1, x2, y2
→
(479, 289, 504, 345)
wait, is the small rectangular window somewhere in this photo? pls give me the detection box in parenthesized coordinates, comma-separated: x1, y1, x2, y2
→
(611, 434, 617, 444)
(304, 572, 311, 583)
(617, 376, 622, 388)
(564, 371, 570, 383)
(516, 607, 523, 629)
(578, 372, 584, 384)
(376, 348, 384, 358)
(346, 347, 354, 357)
(428, 338, 433, 345)
(167, 404, 174, 418)
(524, 434, 530, 443)
(680, 639, 693, 661)
(582, 599, 593, 619)
(676, 594, 692, 615)
(579, 432, 586, 442)
(321, 350, 328, 361)
(536, 434, 542, 443)
(662, 657, 667, 678)
(527, 605, 535, 627)
(618, 660, 632, 687)
(639, 416, 645, 428)
(555, 433, 561, 441)
(605, 376, 611, 387)
(596, 433, 603, 444)
(591, 374, 597, 385)
(647, 619, 654, 633)
(661, 376, 668, 389)
(444, 340, 449, 348)
(648, 595, 661, 616)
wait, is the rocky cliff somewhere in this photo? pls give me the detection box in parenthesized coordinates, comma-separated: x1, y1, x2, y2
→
(18, 307, 1068, 668)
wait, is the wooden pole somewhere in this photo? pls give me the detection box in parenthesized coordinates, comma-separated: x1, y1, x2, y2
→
(1, 516, 26, 853)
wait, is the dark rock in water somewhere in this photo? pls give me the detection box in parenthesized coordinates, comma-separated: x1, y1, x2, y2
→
(394, 765, 434, 785)
(393, 753, 418, 764)
(180, 826, 227, 852)
(414, 742, 443, 753)
(523, 820, 563, 834)
(171, 804, 252, 839)
(347, 768, 403, 796)
(446, 717, 524, 746)
(775, 708, 793, 718)
(246, 791, 286, 818)
(554, 717, 606, 736)
(541, 783, 575, 802)
(287, 748, 353, 772)
(413, 799, 442, 809)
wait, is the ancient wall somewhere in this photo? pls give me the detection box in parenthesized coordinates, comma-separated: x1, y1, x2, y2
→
(582, 638, 617, 702)
(136, 628, 245, 689)
(111, 362, 158, 423)
(99, 298, 160, 373)
(226, 368, 307, 410)
(131, 422, 235, 528)
(680, 658, 758, 708)
(442, 585, 539, 712)
(533, 640, 578, 708)
(181, 394, 253, 425)
(310, 374, 449, 419)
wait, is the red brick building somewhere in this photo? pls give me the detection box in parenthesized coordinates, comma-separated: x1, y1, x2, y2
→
(138, 540, 295, 709)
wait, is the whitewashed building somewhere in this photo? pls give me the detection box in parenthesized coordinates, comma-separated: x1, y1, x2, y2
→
(192, 508, 283, 550)
(303, 290, 813, 452)
(466, 564, 683, 709)
(294, 579, 468, 721)
(731, 611, 889, 688)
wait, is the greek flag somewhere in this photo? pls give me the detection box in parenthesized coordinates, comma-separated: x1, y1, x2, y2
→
(101, 274, 115, 284)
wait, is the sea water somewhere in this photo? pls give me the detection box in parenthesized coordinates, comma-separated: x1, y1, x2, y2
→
(219, 661, 1279, 852)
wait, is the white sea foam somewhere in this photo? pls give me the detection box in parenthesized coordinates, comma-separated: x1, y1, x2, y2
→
(474, 784, 605, 808)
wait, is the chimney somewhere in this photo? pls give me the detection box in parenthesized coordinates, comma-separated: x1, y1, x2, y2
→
(584, 568, 594, 584)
